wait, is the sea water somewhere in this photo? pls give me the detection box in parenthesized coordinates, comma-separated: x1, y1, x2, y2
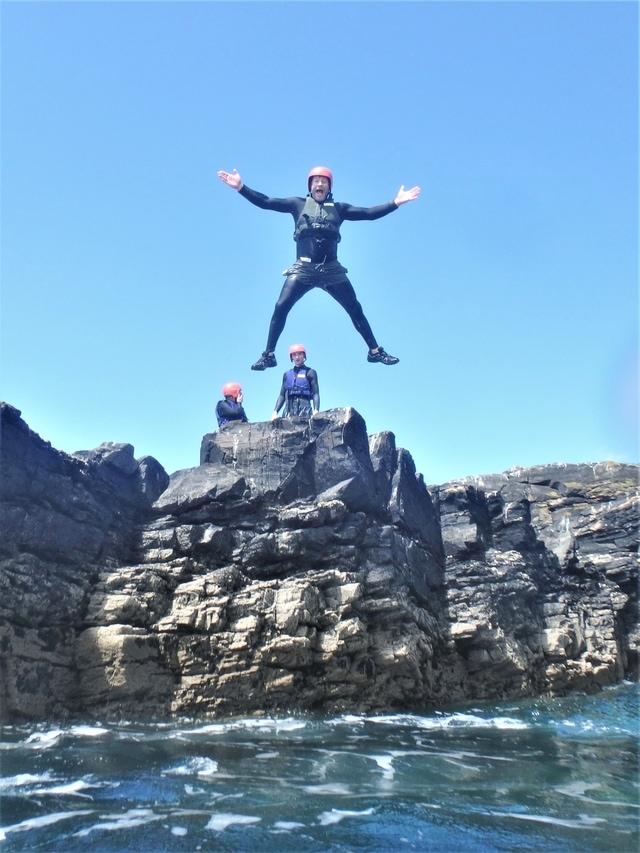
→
(0, 682, 637, 852)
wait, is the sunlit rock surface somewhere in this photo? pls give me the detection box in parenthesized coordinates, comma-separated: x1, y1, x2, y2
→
(1, 401, 637, 722)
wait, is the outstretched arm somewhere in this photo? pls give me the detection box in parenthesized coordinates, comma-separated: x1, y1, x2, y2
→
(394, 185, 420, 206)
(218, 168, 243, 191)
(340, 185, 421, 221)
(219, 174, 301, 214)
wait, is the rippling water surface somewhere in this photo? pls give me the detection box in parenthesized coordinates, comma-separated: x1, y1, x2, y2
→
(1, 682, 637, 852)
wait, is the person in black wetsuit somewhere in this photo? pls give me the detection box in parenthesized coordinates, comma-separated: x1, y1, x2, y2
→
(217, 166, 420, 371)
(215, 382, 248, 427)
(271, 343, 320, 420)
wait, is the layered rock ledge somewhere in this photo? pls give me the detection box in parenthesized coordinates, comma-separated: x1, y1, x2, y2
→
(0, 401, 637, 722)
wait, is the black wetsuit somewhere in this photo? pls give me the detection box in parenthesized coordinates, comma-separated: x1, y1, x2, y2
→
(215, 399, 248, 427)
(239, 185, 398, 351)
(274, 364, 320, 418)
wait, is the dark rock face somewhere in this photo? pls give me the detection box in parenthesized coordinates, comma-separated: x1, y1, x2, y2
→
(434, 463, 639, 699)
(0, 401, 637, 722)
(0, 403, 169, 719)
(198, 408, 382, 512)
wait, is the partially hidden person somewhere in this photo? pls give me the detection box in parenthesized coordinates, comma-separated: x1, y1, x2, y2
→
(216, 382, 248, 427)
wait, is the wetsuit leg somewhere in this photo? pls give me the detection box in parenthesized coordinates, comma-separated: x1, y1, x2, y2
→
(265, 276, 314, 352)
(285, 396, 312, 418)
(324, 279, 378, 350)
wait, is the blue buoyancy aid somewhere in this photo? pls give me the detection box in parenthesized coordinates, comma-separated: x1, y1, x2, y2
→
(285, 367, 312, 397)
(216, 400, 246, 427)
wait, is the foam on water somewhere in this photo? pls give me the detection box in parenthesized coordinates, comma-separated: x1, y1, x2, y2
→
(1, 810, 95, 838)
(273, 820, 305, 830)
(489, 811, 608, 829)
(74, 808, 166, 837)
(302, 782, 353, 795)
(317, 807, 375, 826)
(364, 712, 529, 731)
(174, 716, 309, 739)
(0, 682, 636, 852)
(0, 772, 54, 791)
(370, 753, 396, 779)
(204, 812, 261, 831)
(23, 729, 66, 749)
(163, 756, 219, 778)
(30, 778, 104, 798)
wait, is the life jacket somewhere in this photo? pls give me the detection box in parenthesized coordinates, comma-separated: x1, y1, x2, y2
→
(293, 196, 341, 244)
(216, 400, 244, 427)
(284, 367, 312, 397)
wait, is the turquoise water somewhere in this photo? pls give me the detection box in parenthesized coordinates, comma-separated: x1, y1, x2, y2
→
(0, 682, 637, 852)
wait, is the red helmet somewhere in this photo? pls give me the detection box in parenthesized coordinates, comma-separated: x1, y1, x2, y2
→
(222, 382, 242, 399)
(289, 343, 306, 360)
(307, 166, 333, 191)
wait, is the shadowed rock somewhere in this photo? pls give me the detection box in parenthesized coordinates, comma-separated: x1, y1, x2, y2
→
(0, 401, 637, 722)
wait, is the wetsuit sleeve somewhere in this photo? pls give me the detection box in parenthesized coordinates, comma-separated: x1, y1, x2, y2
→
(239, 185, 304, 215)
(307, 369, 320, 411)
(273, 373, 287, 414)
(216, 400, 245, 421)
(336, 201, 398, 222)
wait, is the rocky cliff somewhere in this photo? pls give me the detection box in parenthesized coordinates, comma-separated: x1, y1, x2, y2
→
(0, 401, 637, 722)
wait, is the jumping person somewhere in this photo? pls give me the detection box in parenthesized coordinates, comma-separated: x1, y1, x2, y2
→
(215, 382, 248, 427)
(217, 166, 420, 371)
(271, 343, 320, 420)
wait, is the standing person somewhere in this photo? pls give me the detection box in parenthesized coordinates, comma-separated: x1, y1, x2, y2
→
(217, 166, 420, 370)
(215, 382, 248, 427)
(271, 344, 319, 420)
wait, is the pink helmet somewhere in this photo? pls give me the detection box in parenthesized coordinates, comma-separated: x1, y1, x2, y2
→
(289, 343, 306, 360)
(221, 382, 242, 399)
(307, 166, 333, 191)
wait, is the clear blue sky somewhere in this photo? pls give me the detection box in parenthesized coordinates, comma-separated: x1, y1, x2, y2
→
(2, 1, 637, 485)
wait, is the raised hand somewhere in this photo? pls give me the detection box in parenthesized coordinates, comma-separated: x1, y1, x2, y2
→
(394, 185, 420, 206)
(218, 168, 243, 190)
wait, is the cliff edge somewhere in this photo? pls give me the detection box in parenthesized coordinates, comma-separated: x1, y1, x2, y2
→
(0, 401, 637, 722)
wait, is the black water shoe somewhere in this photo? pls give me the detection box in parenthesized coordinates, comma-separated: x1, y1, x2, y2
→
(251, 351, 277, 371)
(367, 348, 399, 366)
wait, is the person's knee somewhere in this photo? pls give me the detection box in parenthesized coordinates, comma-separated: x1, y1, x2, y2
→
(345, 299, 365, 321)
(275, 277, 303, 310)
